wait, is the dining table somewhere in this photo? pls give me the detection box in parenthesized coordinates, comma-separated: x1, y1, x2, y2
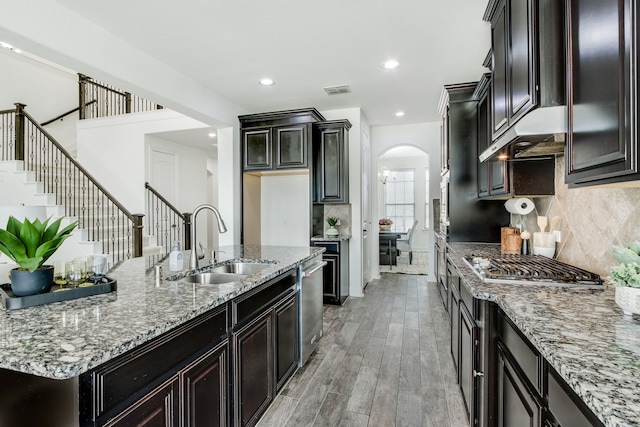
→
(379, 230, 406, 268)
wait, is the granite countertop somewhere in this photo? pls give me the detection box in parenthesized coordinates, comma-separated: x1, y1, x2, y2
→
(0, 245, 323, 380)
(447, 242, 640, 427)
(311, 234, 351, 241)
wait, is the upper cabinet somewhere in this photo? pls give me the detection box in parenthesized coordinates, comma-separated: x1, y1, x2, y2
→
(313, 120, 351, 203)
(476, 74, 555, 199)
(240, 108, 325, 172)
(484, 0, 565, 141)
(565, 0, 640, 186)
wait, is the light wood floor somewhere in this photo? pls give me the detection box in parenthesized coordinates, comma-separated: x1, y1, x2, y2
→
(256, 273, 468, 427)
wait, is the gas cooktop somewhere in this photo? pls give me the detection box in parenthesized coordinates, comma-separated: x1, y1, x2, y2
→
(462, 253, 605, 289)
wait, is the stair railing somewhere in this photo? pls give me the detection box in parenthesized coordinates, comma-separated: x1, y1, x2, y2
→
(145, 182, 192, 251)
(78, 74, 163, 120)
(1, 103, 144, 264)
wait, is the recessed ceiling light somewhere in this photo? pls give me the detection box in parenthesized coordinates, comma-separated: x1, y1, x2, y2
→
(259, 78, 275, 86)
(208, 132, 216, 138)
(395, 111, 405, 117)
(382, 59, 399, 69)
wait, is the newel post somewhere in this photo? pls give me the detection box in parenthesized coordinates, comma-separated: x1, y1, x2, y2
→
(183, 213, 193, 251)
(78, 74, 87, 120)
(14, 103, 26, 161)
(132, 214, 144, 258)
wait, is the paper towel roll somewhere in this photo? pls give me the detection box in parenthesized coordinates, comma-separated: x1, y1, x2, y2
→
(504, 198, 535, 215)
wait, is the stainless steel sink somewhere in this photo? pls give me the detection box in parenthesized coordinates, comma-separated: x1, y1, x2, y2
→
(209, 262, 271, 275)
(179, 272, 245, 285)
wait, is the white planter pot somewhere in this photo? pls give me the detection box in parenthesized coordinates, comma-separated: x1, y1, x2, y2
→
(325, 226, 339, 238)
(615, 286, 640, 316)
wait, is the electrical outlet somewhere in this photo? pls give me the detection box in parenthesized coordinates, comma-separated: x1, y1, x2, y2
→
(336, 219, 341, 225)
(553, 230, 561, 243)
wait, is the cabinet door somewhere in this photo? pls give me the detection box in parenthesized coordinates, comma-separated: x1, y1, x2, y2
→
(275, 293, 299, 390)
(477, 83, 490, 198)
(508, 0, 536, 122)
(234, 311, 273, 427)
(497, 345, 542, 427)
(450, 285, 460, 379)
(105, 377, 179, 427)
(441, 108, 450, 174)
(491, 0, 509, 137)
(318, 127, 347, 203)
(275, 125, 307, 169)
(460, 303, 478, 425)
(181, 341, 229, 427)
(321, 252, 340, 303)
(243, 129, 272, 171)
(566, 0, 639, 185)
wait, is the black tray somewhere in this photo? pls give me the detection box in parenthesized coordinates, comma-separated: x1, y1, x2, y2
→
(0, 277, 117, 310)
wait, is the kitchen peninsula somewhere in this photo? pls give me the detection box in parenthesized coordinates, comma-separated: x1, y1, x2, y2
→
(0, 245, 323, 427)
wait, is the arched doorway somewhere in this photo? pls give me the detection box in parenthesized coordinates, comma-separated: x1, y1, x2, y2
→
(376, 145, 430, 273)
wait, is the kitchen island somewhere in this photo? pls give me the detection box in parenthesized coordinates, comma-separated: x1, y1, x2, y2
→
(0, 245, 323, 426)
(447, 242, 640, 427)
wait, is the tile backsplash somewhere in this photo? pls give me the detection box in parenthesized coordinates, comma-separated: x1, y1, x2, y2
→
(513, 156, 640, 280)
(322, 204, 352, 236)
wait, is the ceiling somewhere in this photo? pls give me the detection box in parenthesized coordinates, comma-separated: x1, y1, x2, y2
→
(51, 0, 491, 128)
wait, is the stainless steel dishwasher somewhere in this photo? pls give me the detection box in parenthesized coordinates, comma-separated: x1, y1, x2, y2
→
(298, 256, 327, 366)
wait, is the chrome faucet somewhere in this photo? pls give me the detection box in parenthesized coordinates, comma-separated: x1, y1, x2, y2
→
(189, 204, 228, 269)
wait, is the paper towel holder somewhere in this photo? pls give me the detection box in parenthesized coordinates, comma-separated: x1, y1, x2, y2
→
(504, 197, 535, 215)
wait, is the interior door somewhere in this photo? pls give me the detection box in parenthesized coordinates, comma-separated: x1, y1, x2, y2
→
(361, 128, 371, 287)
(150, 148, 177, 202)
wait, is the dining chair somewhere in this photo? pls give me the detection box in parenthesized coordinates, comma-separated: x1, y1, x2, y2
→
(397, 220, 418, 264)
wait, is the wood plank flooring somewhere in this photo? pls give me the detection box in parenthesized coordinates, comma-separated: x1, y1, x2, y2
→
(256, 273, 468, 427)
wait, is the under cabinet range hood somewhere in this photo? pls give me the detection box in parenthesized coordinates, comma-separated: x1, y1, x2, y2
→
(479, 106, 567, 162)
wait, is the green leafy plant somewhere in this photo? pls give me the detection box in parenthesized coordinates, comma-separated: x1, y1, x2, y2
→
(609, 242, 640, 288)
(0, 216, 78, 272)
(326, 217, 339, 227)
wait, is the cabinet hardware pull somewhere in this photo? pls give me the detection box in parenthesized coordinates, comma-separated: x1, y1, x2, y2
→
(473, 370, 484, 377)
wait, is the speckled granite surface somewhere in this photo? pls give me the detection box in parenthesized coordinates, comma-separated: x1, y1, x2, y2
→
(447, 242, 640, 427)
(0, 245, 322, 380)
(310, 234, 351, 241)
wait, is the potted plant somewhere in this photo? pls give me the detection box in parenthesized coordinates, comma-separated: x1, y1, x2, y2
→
(379, 218, 393, 231)
(0, 216, 77, 296)
(326, 217, 340, 238)
(609, 242, 640, 316)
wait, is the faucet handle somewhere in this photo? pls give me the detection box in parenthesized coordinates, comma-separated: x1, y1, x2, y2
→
(197, 242, 205, 260)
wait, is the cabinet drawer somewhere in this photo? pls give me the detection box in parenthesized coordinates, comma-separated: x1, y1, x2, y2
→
(232, 270, 296, 327)
(498, 310, 541, 395)
(82, 306, 228, 421)
(459, 280, 474, 316)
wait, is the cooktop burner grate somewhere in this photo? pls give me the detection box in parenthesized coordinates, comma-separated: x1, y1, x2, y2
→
(463, 253, 604, 288)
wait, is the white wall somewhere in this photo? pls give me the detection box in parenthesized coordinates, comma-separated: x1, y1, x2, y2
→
(260, 173, 310, 247)
(371, 122, 441, 282)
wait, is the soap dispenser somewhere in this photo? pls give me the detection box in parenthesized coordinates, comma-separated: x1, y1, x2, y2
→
(169, 241, 184, 271)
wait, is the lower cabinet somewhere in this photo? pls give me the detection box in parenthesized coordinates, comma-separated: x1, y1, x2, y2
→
(80, 306, 229, 427)
(496, 344, 543, 427)
(312, 240, 349, 305)
(231, 269, 299, 427)
(234, 310, 274, 427)
(104, 376, 179, 427)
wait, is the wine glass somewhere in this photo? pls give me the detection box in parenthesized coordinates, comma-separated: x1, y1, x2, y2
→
(91, 255, 108, 283)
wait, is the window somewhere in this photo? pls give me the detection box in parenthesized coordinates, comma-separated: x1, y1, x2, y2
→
(384, 169, 415, 232)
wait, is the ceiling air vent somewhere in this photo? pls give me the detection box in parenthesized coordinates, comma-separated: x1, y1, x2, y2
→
(323, 85, 351, 95)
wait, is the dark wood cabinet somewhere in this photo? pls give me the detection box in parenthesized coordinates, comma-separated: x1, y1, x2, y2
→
(104, 377, 179, 427)
(546, 365, 604, 427)
(80, 307, 228, 427)
(484, 0, 564, 140)
(565, 0, 640, 186)
(242, 124, 308, 171)
(239, 108, 324, 172)
(313, 120, 351, 203)
(231, 269, 298, 427)
(459, 302, 477, 424)
(496, 344, 543, 427)
(275, 293, 299, 391)
(435, 236, 448, 311)
(234, 310, 274, 427)
(181, 342, 228, 427)
(312, 240, 349, 305)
